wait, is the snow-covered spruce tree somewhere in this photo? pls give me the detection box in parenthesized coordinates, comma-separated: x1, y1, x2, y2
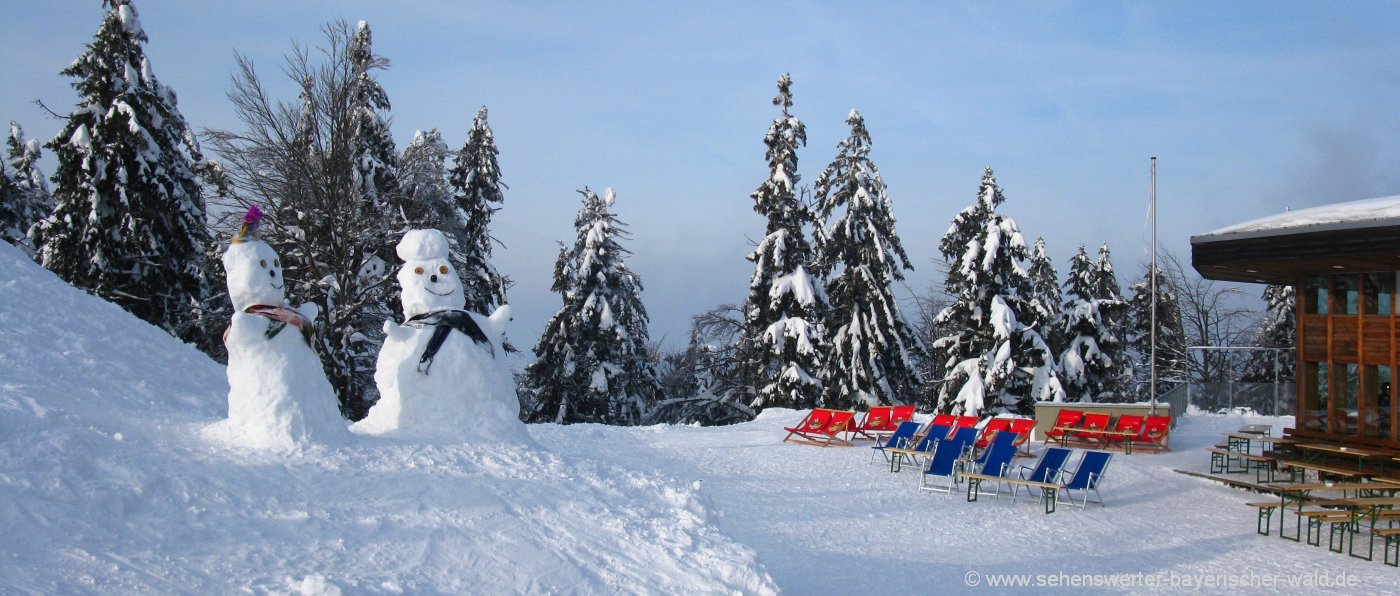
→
(812, 110, 923, 409)
(1055, 244, 1127, 402)
(1026, 236, 1060, 349)
(2, 122, 51, 254)
(203, 20, 403, 419)
(1124, 261, 1188, 400)
(449, 106, 510, 315)
(522, 188, 659, 425)
(1239, 284, 1295, 392)
(35, 0, 211, 347)
(932, 168, 1063, 416)
(398, 129, 457, 232)
(739, 74, 826, 411)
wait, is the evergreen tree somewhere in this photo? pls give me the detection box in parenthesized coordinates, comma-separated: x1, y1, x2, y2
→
(1124, 261, 1188, 400)
(1025, 236, 1060, 344)
(398, 128, 456, 232)
(35, 0, 211, 346)
(448, 106, 510, 315)
(1055, 244, 1127, 402)
(739, 74, 826, 411)
(932, 168, 1062, 416)
(1240, 284, 1296, 392)
(204, 20, 402, 419)
(522, 188, 659, 425)
(812, 110, 923, 409)
(1, 122, 51, 254)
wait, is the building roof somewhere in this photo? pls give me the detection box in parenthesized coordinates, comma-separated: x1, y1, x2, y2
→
(1191, 195, 1400, 284)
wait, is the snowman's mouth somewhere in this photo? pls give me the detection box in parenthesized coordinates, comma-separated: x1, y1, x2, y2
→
(270, 281, 284, 290)
(426, 287, 454, 297)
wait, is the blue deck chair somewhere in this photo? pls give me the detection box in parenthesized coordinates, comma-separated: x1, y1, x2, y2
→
(918, 427, 978, 493)
(870, 420, 922, 464)
(970, 429, 1018, 468)
(1011, 447, 1073, 502)
(888, 423, 951, 472)
(965, 441, 1019, 498)
(1058, 450, 1113, 507)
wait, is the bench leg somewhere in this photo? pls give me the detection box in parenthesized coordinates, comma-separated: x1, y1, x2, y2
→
(1210, 451, 1225, 474)
(1306, 516, 1322, 547)
(1386, 535, 1400, 567)
(966, 478, 981, 503)
(1348, 524, 1373, 561)
(1328, 522, 1346, 553)
(1044, 488, 1058, 514)
(1256, 507, 1274, 536)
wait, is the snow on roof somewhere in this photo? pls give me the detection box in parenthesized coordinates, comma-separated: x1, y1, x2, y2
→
(1194, 195, 1400, 242)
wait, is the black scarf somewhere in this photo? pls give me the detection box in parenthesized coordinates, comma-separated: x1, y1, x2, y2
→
(405, 310, 493, 375)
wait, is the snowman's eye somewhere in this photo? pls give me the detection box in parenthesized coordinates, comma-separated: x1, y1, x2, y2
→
(273, 259, 280, 268)
(414, 267, 424, 275)
(439, 265, 449, 274)
(259, 259, 267, 268)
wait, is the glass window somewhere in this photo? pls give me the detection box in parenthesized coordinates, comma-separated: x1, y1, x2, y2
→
(1332, 274, 1358, 315)
(1304, 276, 1327, 315)
(1362, 365, 1382, 438)
(1334, 363, 1358, 435)
(1301, 361, 1327, 431)
(1362, 272, 1394, 315)
(1381, 368, 1393, 440)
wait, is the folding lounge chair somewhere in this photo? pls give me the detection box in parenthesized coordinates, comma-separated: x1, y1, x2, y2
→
(782, 408, 857, 447)
(930, 413, 957, 428)
(1043, 410, 1084, 445)
(1137, 415, 1172, 451)
(954, 416, 980, 431)
(1012, 447, 1074, 504)
(918, 426, 979, 493)
(1058, 450, 1113, 507)
(851, 406, 895, 440)
(886, 423, 951, 472)
(963, 441, 1020, 499)
(1074, 413, 1111, 445)
(890, 405, 916, 425)
(974, 417, 1013, 449)
(972, 427, 1018, 466)
(1103, 415, 1143, 451)
(1006, 418, 1036, 456)
(870, 420, 922, 464)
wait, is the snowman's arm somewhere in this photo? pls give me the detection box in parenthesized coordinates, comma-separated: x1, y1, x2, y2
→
(383, 318, 411, 341)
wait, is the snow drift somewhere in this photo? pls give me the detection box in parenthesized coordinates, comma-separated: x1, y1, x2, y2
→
(0, 243, 773, 593)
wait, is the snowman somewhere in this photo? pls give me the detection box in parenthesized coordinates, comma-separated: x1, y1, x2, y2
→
(355, 229, 523, 441)
(213, 206, 348, 449)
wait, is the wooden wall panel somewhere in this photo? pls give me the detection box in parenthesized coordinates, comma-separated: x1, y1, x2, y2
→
(1333, 318, 1358, 360)
(1362, 319, 1393, 366)
(1301, 316, 1328, 361)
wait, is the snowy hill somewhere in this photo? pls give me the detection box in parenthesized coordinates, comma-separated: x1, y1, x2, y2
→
(0, 243, 772, 593)
(4, 240, 1399, 594)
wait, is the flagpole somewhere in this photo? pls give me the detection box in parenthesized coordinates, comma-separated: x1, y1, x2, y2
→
(1150, 157, 1158, 416)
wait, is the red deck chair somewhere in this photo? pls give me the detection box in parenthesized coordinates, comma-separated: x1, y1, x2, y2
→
(852, 406, 896, 440)
(1043, 409, 1084, 444)
(890, 404, 916, 426)
(1137, 415, 1172, 451)
(954, 416, 980, 430)
(1006, 417, 1036, 455)
(1074, 413, 1112, 444)
(974, 417, 1014, 449)
(1103, 414, 1144, 448)
(930, 413, 957, 428)
(783, 408, 857, 447)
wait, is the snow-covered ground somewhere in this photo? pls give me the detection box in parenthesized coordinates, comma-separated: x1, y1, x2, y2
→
(1, 241, 1396, 594)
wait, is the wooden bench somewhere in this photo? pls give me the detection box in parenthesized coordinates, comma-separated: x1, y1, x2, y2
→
(1208, 448, 1277, 481)
(1246, 502, 1280, 535)
(1296, 510, 1355, 551)
(962, 473, 1064, 514)
(1277, 459, 1365, 483)
(1375, 528, 1400, 567)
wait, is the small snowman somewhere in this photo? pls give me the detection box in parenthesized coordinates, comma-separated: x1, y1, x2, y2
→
(356, 229, 523, 441)
(214, 206, 347, 449)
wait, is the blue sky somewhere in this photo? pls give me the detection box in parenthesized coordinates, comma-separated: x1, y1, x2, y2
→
(5, 1, 1400, 357)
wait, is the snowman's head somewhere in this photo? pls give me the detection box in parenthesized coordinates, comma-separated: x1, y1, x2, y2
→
(396, 229, 463, 319)
(222, 239, 285, 311)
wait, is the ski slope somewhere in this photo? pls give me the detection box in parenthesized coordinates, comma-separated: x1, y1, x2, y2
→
(1, 241, 1395, 593)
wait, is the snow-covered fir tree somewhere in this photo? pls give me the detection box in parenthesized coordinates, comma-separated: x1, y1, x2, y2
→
(204, 20, 403, 419)
(1239, 284, 1296, 386)
(448, 106, 510, 315)
(1055, 244, 1127, 402)
(739, 74, 826, 411)
(1124, 262, 1187, 400)
(398, 129, 457, 232)
(812, 110, 923, 409)
(34, 0, 211, 347)
(1, 122, 51, 254)
(522, 188, 659, 425)
(1025, 236, 1060, 343)
(932, 168, 1063, 416)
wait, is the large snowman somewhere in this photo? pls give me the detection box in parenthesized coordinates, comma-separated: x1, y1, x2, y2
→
(355, 229, 523, 442)
(213, 206, 348, 449)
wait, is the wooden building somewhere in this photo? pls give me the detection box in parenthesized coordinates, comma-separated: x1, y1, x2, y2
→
(1191, 196, 1400, 449)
